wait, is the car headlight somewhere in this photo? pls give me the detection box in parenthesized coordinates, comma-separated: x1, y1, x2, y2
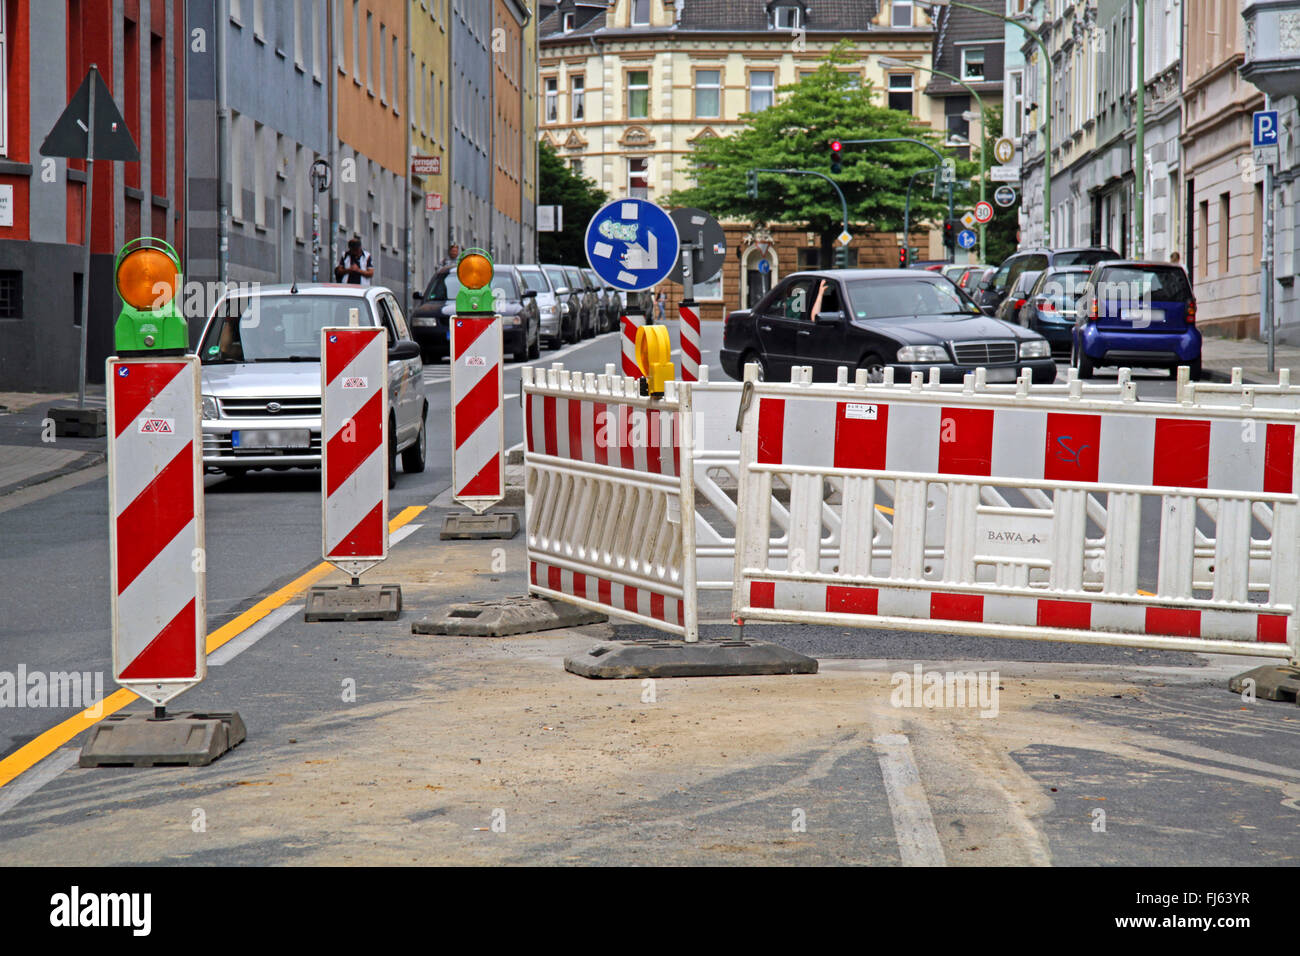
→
(897, 345, 948, 363)
(503, 314, 521, 326)
(1019, 340, 1052, 359)
(201, 395, 219, 420)
(541, 305, 558, 319)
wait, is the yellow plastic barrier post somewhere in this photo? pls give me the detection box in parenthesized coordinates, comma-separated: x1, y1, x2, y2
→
(635, 324, 675, 397)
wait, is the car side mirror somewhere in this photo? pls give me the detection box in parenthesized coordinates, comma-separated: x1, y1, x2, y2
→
(521, 289, 537, 298)
(390, 338, 421, 361)
(412, 291, 423, 301)
(814, 310, 845, 325)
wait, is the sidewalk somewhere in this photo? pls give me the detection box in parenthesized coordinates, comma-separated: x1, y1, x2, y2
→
(0, 387, 107, 498)
(1199, 335, 1300, 384)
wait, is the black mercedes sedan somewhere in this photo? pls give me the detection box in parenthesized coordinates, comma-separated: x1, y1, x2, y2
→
(719, 269, 1057, 384)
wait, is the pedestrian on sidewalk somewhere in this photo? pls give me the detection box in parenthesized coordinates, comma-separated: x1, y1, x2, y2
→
(438, 243, 461, 273)
(335, 236, 375, 286)
(655, 289, 666, 323)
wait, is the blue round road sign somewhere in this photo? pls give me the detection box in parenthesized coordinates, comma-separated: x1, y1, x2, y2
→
(757, 258, 771, 275)
(584, 199, 680, 292)
(957, 229, 977, 250)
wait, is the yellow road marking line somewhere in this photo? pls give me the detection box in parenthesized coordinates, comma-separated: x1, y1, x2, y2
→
(0, 505, 425, 791)
(1138, 589, 1155, 596)
(875, 504, 894, 515)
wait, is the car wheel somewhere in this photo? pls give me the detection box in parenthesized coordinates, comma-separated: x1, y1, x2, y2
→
(388, 417, 398, 489)
(514, 333, 529, 363)
(857, 354, 888, 384)
(740, 350, 768, 382)
(401, 403, 427, 474)
(1189, 358, 1203, 381)
(1074, 346, 1095, 379)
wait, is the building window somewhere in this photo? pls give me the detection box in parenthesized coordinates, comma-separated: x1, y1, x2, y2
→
(773, 5, 802, 29)
(627, 70, 650, 119)
(632, 0, 650, 26)
(1219, 192, 1231, 274)
(748, 70, 775, 112)
(571, 76, 585, 121)
(0, 3, 7, 157)
(961, 47, 985, 81)
(313, 0, 323, 78)
(0, 271, 21, 319)
(695, 69, 721, 117)
(336, 0, 345, 71)
(352, 1, 361, 83)
(1006, 69, 1023, 139)
(544, 77, 557, 122)
(293, 0, 303, 67)
(366, 12, 374, 93)
(392, 34, 400, 113)
(628, 157, 649, 198)
(253, 0, 265, 37)
(570, 158, 584, 175)
(563, 12, 575, 32)
(888, 73, 913, 113)
(892, 0, 913, 27)
(379, 25, 387, 102)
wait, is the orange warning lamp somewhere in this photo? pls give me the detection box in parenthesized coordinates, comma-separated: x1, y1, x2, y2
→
(113, 237, 187, 353)
(455, 249, 495, 314)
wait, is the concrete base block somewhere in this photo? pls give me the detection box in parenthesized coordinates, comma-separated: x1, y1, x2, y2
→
(47, 406, 107, 438)
(565, 638, 819, 679)
(1229, 664, 1300, 703)
(412, 596, 606, 637)
(304, 583, 402, 621)
(79, 711, 246, 768)
(440, 511, 519, 539)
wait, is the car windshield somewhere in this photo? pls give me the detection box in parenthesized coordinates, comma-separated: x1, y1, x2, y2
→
(1097, 266, 1192, 301)
(517, 268, 550, 293)
(843, 277, 981, 320)
(1055, 249, 1116, 267)
(1035, 270, 1092, 301)
(543, 266, 568, 291)
(199, 295, 371, 363)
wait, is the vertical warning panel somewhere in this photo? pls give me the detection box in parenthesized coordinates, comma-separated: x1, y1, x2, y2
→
(451, 315, 504, 513)
(321, 326, 389, 576)
(107, 356, 206, 706)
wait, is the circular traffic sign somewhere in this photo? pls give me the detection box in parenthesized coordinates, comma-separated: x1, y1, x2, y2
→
(668, 207, 726, 287)
(584, 199, 680, 292)
(994, 137, 1015, 164)
(957, 229, 977, 250)
(994, 185, 1017, 208)
(973, 201, 994, 225)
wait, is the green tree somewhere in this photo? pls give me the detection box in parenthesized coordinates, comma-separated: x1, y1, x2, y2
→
(668, 43, 975, 264)
(538, 140, 608, 264)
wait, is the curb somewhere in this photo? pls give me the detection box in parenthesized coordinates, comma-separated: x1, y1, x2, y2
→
(0, 449, 107, 499)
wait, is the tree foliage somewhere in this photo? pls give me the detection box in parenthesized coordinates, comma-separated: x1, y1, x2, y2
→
(978, 104, 1020, 266)
(537, 140, 608, 264)
(668, 43, 977, 261)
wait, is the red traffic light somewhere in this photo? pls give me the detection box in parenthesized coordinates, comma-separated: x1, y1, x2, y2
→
(898, 247, 907, 266)
(829, 140, 843, 152)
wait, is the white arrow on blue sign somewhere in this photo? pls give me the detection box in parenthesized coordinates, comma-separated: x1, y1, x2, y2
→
(957, 229, 977, 250)
(1254, 110, 1279, 147)
(584, 199, 680, 292)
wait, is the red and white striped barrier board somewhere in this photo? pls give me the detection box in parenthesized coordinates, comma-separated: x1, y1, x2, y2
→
(522, 364, 698, 640)
(451, 315, 504, 514)
(321, 326, 389, 576)
(678, 301, 701, 382)
(620, 313, 643, 379)
(107, 356, 206, 705)
(732, 368, 1300, 659)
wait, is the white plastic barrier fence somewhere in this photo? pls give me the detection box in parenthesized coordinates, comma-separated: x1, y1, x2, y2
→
(732, 367, 1300, 659)
(522, 364, 699, 641)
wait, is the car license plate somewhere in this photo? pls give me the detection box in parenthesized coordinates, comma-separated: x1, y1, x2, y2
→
(984, 367, 1017, 383)
(232, 429, 311, 451)
(1122, 308, 1157, 325)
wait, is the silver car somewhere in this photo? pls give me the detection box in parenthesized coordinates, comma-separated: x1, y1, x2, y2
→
(196, 283, 427, 486)
(517, 265, 562, 349)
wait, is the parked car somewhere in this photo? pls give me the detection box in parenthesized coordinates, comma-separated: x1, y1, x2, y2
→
(197, 283, 427, 486)
(565, 266, 601, 339)
(518, 265, 563, 350)
(956, 265, 993, 291)
(973, 246, 1119, 315)
(541, 264, 582, 344)
(942, 264, 975, 284)
(908, 260, 948, 272)
(719, 269, 1056, 384)
(993, 270, 1043, 324)
(1014, 266, 1093, 357)
(586, 269, 621, 333)
(409, 264, 540, 362)
(1071, 260, 1201, 379)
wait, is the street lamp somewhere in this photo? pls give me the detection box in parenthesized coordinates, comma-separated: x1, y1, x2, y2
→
(922, 0, 1051, 243)
(880, 55, 989, 262)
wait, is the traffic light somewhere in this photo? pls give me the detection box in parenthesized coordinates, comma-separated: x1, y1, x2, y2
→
(834, 246, 851, 270)
(898, 247, 908, 267)
(942, 219, 959, 251)
(113, 237, 187, 353)
(455, 248, 495, 314)
(829, 140, 844, 174)
(746, 169, 759, 199)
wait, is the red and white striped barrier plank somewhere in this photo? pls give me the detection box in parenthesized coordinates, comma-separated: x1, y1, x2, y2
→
(679, 301, 701, 382)
(744, 579, 1290, 645)
(452, 315, 504, 511)
(620, 313, 643, 379)
(755, 395, 1297, 493)
(525, 392, 681, 476)
(108, 356, 206, 705)
(322, 326, 389, 570)
(530, 560, 686, 628)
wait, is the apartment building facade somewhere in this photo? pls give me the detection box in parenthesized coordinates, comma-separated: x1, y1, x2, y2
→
(1, 0, 187, 390)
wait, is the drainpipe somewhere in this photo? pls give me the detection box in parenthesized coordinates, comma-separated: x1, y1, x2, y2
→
(216, 0, 230, 285)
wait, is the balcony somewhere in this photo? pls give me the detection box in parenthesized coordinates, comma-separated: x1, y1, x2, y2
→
(1241, 0, 1300, 98)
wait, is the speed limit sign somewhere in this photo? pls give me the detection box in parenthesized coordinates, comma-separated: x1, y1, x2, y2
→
(973, 201, 994, 224)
